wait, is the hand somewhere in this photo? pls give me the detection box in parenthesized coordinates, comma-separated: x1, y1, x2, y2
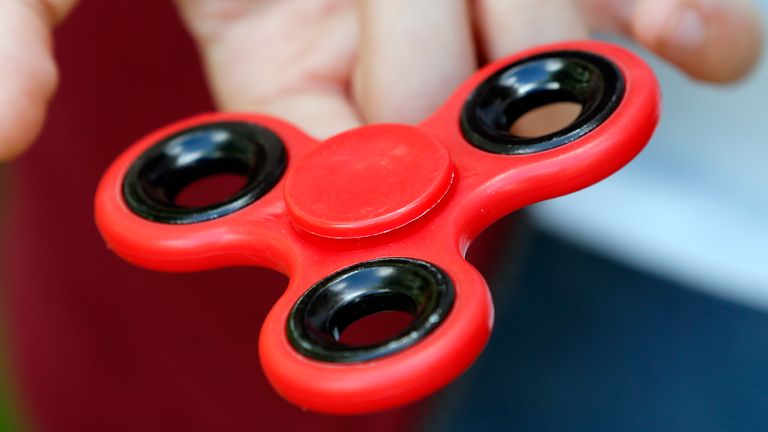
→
(0, 0, 762, 160)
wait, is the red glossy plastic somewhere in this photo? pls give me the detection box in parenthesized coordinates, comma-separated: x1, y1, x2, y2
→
(95, 41, 660, 414)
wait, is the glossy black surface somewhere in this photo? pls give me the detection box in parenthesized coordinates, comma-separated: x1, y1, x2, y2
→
(288, 258, 455, 363)
(461, 51, 625, 155)
(123, 121, 286, 224)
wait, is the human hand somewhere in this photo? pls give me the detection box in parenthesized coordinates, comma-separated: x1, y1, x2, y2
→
(0, 0, 763, 160)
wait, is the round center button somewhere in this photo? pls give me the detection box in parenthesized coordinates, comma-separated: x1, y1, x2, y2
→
(284, 124, 453, 238)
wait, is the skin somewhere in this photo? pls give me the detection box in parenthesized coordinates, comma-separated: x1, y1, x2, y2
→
(0, 0, 763, 159)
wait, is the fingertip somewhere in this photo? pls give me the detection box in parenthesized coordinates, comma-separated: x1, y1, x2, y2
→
(632, 0, 764, 83)
(0, 101, 49, 162)
(0, 1, 63, 161)
(0, 52, 58, 162)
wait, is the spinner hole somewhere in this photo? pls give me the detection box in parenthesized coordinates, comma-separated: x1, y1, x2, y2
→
(508, 101, 583, 138)
(174, 173, 249, 208)
(338, 310, 415, 347)
(460, 51, 624, 154)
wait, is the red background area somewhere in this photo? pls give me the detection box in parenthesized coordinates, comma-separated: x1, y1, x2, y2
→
(5, 1, 428, 430)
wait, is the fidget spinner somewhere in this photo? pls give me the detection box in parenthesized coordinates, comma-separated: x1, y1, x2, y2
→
(95, 41, 659, 414)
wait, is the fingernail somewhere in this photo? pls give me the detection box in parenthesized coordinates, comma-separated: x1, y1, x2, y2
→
(666, 4, 707, 52)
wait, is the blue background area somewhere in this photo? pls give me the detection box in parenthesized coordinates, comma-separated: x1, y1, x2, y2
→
(429, 223, 768, 432)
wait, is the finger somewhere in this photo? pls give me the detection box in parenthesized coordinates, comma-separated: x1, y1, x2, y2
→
(580, 0, 764, 83)
(633, 0, 763, 82)
(475, 0, 589, 61)
(175, 0, 361, 139)
(353, 0, 476, 124)
(0, 0, 78, 161)
(474, 0, 588, 136)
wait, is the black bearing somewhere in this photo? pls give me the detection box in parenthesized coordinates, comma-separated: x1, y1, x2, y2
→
(123, 121, 287, 224)
(461, 51, 625, 155)
(288, 258, 455, 363)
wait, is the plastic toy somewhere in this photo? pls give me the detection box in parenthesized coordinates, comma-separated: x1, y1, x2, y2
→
(95, 40, 660, 414)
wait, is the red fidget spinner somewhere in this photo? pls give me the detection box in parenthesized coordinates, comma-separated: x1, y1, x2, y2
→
(95, 40, 660, 414)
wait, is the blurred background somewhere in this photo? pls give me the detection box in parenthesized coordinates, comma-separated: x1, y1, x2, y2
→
(0, 0, 766, 431)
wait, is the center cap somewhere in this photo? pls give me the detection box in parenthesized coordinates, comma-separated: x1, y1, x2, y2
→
(284, 124, 453, 238)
